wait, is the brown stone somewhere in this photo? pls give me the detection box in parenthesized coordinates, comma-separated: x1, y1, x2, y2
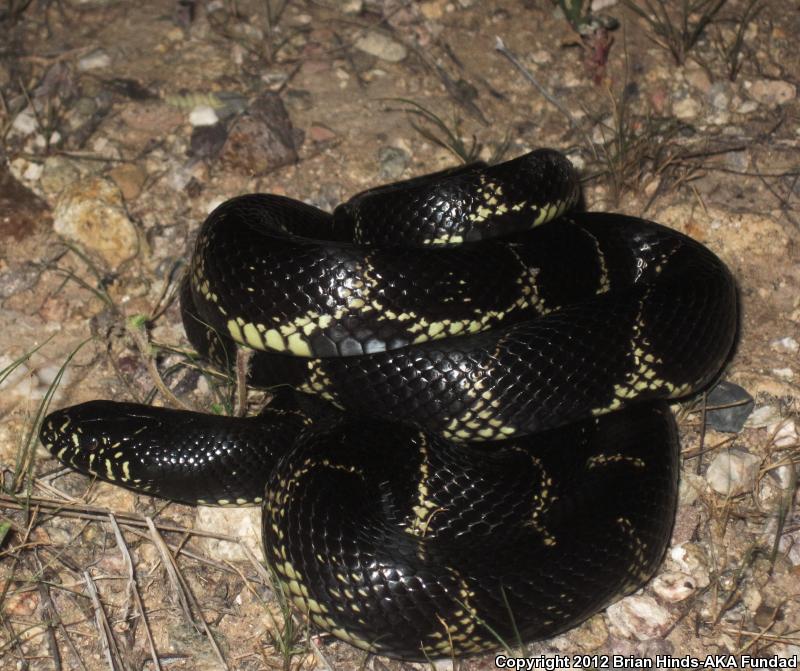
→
(220, 93, 298, 176)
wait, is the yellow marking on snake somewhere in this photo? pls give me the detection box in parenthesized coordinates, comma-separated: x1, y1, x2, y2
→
(405, 434, 439, 549)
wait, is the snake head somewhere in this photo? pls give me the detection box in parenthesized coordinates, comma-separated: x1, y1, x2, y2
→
(39, 401, 171, 487)
(39, 400, 298, 505)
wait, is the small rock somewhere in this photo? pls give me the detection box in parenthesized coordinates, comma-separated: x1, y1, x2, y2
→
(529, 49, 551, 65)
(77, 49, 111, 71)
(770, 419, 798, 448)
(651, 571, 696, 603)
(747, 79, 796, 106)
(419, 0, 446, 19)
(40, 156, 81, 195)
(308, 124, 337, 143)
(119, 102, 184, 134)
(188, 105, 219, 127)
(341, 0, 363, 13)
(706, 448, 761, 496)
(0, 355, 70, 403)
(708, 82, 731, 110)
(606, 595, 673, 640)
(772, 367, 794, 380)
(737, 100, 759, 114)
(354, 31, 408, 63)
(378, 146, 410, 181)
(572, 614, 609, 650)
(109, 163, 147, 201)
(672, 96, 702, 120)
(188, 124, 228, 161)
(704, 381, 754, 433)
(746, 405, 782, 428)
(195, 506, 262, 561)
(220, 92, 298, 176)
(771, 336, 799, 353)
(670, 543, 710, 588)
(11, 109, 38, 135)
(53, 176, 139, 266)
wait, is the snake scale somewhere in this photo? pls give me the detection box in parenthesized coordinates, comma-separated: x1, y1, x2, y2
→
(40, 148, 737, 659)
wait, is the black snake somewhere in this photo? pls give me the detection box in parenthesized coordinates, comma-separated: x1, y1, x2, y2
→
(40, 149, 737, 659)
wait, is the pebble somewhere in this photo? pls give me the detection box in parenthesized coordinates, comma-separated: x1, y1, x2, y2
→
(651, 571, 697, 603)
(308, 124, 337, 143)
(572, 613, 609, 650)
(705, 448, 761, 496)
(737, 100, 759, 114)
(747, 79, 796, 106)
(341, 0, 363, 13)
(704, 381, 754, 432)
(606, 595, 673, 640)
(378, 146, 410, 181)
(672, 96, 702, 120)
(77, 49, 112, 71)
(771, 336, 799, 353)
(195, 506, 262, 561)
(188, 105, 219, 127)
(109, 163, 147, 201)
(670, 543, 710, 588)
(0, 355, 70, 403)
(220, 92, 298, 176)
(419, 0, 446, 19)
(53, 176, 139, 266)
(771, 367, 794, 380)
(746, 405, 782, 428)
(40, 156, 81, 195)
(11, 109, 38, 136)
(770, 419, 798, 448)
(354, 31, 408, 63)
(708, 82, 731, 110)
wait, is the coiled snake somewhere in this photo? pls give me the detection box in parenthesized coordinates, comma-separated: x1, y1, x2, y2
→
(40, 149, 737, 659)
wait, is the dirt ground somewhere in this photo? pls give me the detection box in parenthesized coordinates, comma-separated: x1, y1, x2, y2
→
(0, 0, 798, 669)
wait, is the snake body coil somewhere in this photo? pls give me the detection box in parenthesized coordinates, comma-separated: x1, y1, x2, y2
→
(40, 149, 737, 659)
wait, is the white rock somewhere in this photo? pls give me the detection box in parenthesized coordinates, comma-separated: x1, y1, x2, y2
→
(188, 105, 219, 127)
(746, 405, 782, 428)
(195, 506, 263, 561)
(771, 367, 794, 380)
(670, 543, 710, 588)
(737, 100, 758, 114)
(11, 109, 38, 135)
(354, 31, 407, 62)
(22, 162, 42, 181)
(673, 97, 702, 120)
(77, 49, 111, 71)
(706, 449, 761, 496)
(769, 419, 798, 448)
(651, 571, 696, 603)
(606, 595, 673, 640)
(770, 336, 799, 353)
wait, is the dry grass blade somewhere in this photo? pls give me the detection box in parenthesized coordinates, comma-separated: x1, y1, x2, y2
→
(83, 570, 125, 670)
(126, 315, 194, 412)
(144, 517, 231, 670)
(108, 514, 162, 671)
(623, 0, 728, 65)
